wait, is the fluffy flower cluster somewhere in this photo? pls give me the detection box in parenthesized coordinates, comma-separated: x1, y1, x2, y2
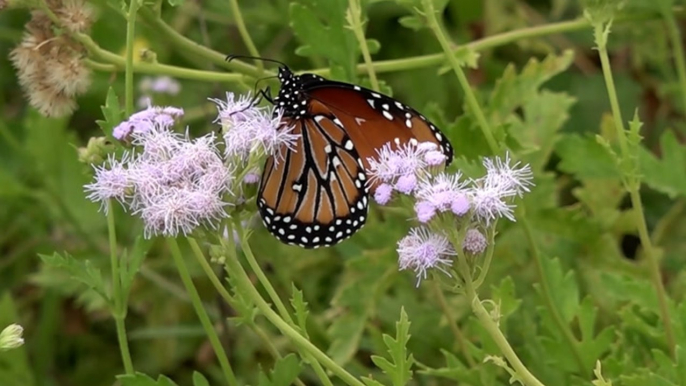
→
(85, 124, 231, 238)
(212, 92, 299, 163)
(367, 141, 446, 204)
(113, 105, 185, 141)
(371, 145, 534, 284)
(10, 0, 94, 117)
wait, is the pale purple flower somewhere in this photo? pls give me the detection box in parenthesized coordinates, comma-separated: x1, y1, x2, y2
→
(463, 228, 487, 254)
(243, 170, 260, 184)
(395, 174, 417, 194)
(414, 201, 436, 223)
(424, 150, 446, 166)
(397, 227, 455, 285)
(469, 184, 516, 224)
(367, 141, 431, 185)
(84, 154, 132, 212)
(140, 76, 181, 95)
(374, 183, 393, 205)
(483, 152, 534, 197)
(414, 173, 470, 222)
(214, 93, 298, 162)
(113, 105, 184, 141)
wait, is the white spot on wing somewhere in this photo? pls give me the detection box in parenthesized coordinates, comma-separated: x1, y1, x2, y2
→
(382, 110, 393, 120)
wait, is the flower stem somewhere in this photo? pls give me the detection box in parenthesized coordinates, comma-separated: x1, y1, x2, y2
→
(664, 14, 686, 116)
(431, 281, 475, 367)
(521, 218, 586, 374)
(457, 255, 545, 386)
(594, 23, 676, 357)
(347, 0, 379, 90)
(107, 201, 134, 375)
(227, 0, 263, 74)
(124, 0, 141, 116)
(421, 0, 499, 154)
(234, 221, 293, 324)
(166, 238, 238, 386)
(222, 231, 363, 386)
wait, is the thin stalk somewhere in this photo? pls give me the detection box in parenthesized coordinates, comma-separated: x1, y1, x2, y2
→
(185, 237, 308, 386)
(222, 239, 364, 386)
(347, 0, 379, 90)
(227, 0, 263, 73)
(234, 221, 293, 324)
(432, 281, 475, 367)
(457, 256, 545, 386)
(595, 24, 676, 356)
(664, 14, 686, 115)
(166, 238, 238, 386)
(422, 0, 499, 154)
(107, 201, 134, 374)
(124, 0, 141, 116)
(521, 218, 586, 374)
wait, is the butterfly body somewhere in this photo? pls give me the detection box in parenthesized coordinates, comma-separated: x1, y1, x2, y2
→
(257, 66, 453, 248)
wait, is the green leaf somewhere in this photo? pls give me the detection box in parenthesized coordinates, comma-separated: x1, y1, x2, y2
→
(96, 87, 123, 137)
(257, 354, 302, 386)
(39, 253, 110, 304)
(117, 372, 178, 386)
(491, 276, 522, 324)
(290, 284, 310, 336)
(191, 372, 209, 386)
(556, 134, 621, 179)
(120, 236, 152, 302)
(370, 307, 414, 386)
(639, 130, 686, 197)
(534, 257, 578, 325)
(289, 1, 358, 81)
(0, 294, 34, 386)
(416, 350, 486, 384)
(398, 15, 424, 30)
(166, 0, 184, 6)
(577, 297, 615, 373)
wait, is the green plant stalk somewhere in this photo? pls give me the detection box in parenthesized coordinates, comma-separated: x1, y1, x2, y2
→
(595, 23, 676, 357)
(432, 281, 475, 367)
(222, 232, 364, 386)
(347, 0, 379, 90)
(664, 15, 686, 116)
(107, 201, 134, 375)
(422, 0, 499, 154)
(456, 255, 545, 386)
(521, 218, 586, 374)
(124, 0, 140, 116)
(228, 0, 263, 73)
(234, 221, 294, 324)
(166, 238, 238, 386)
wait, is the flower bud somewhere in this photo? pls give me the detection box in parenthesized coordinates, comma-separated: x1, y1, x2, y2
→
(0, 324, 24, 351)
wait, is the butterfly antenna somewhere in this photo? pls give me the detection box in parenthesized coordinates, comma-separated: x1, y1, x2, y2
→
(225, 54, 288, 68)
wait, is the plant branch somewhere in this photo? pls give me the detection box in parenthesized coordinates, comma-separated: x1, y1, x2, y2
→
(227, 0, 263, 74)
(124, 0, 141, 116)
(347, 0, 379, 90)
(432, 281, 475, 367)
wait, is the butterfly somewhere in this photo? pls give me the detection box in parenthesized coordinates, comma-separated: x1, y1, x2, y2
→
(235, 58, 454, 248)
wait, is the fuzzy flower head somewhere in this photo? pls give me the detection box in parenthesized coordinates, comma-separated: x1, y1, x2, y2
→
(367, 140, 447, 203)
(139, 76, 181, 96)
(86, 123, 232, 238)
(397, 228, 455, 285)
(463, 228, 487, 254)
(0, 324, 24, 351)
(482, 152, 534, 197)
(214, 93, 299, 163)
(414, 172, 470, 223)
(113, 105, 184, 141)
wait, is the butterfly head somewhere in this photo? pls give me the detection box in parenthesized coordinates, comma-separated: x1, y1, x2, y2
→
(274, 67, 309, 119)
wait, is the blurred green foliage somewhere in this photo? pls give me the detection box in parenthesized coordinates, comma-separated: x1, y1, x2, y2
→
(2, 0, 686, 385)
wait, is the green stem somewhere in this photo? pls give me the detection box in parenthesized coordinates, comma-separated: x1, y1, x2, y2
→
(347, 0, 379, 90)
(227, 0, 263, 73)
(234, 221, 294, 324)
(107, 201, 134, 375)
(595, 23, 676, 357)
(664, 14, 686, 116)
(521, 218, 586, 374)
(457, 255, 545, 386)
(432, 281, 475, 367)
(166, 238, 238, 386)
(422, 0, 499, 154)
(125, 0, 141, 116)
(222, 232, 363, 386)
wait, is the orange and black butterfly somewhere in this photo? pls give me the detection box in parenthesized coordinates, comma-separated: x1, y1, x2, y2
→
(251, 64, 453, 248)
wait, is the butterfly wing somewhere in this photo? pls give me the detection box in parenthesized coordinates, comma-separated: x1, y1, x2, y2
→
(257, 110, 369, 248)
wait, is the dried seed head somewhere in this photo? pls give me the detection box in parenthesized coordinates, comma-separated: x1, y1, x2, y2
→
(56, 0, 95, 33)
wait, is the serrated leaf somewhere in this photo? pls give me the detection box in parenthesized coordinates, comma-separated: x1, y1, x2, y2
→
(371, 307, 413, 386)
(191, 372, 209, 386)
(121, 236, 152, 301)
(257, 354, 302, 386)
(96, 87, 123, 137)
(416, 350, 483, 383)
(491, 276, 522, 323)
(39, 253, 110, 304)
(534, 257, 579, 325)
(639, 130, 686, 197)
(556, 134, 621, 179)
(577, 297, 615, 373)
(290, 284, 310, 336)
(290, 1, 358, 81)
(117, 373, 178, 386)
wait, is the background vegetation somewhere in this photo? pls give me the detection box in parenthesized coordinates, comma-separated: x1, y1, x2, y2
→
(1, 0, 686, 385)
